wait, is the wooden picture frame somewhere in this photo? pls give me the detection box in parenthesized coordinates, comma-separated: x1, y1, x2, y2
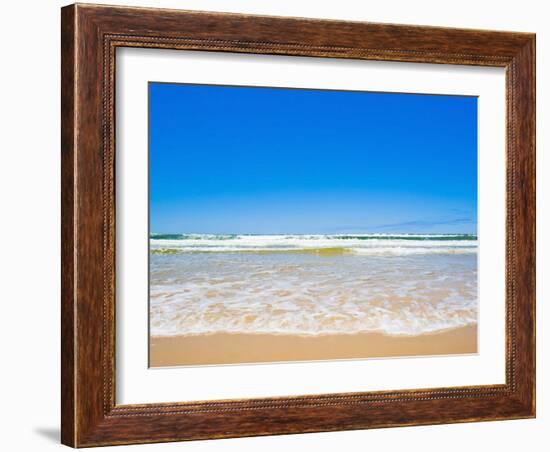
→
(61, 3, 535, 447)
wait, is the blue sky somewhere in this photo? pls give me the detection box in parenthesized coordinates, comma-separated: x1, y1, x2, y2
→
(149, 83, 477, 234)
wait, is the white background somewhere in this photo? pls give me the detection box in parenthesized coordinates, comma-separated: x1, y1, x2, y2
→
(0, 0, 546, 451)
(117, 49, 506, 404)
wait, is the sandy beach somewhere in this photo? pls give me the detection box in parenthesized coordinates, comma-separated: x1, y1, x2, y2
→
(149, 324, 477, 367)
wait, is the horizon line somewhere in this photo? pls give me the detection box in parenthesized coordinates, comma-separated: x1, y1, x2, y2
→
(150, 231, 478, 236)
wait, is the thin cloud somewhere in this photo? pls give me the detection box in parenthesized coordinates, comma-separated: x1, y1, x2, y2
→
(322, 217, 476, 234)
(372, 217, 474, 230)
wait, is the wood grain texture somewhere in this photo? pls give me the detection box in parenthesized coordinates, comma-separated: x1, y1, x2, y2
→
(60, 5, 76, 446)
(61, 3, 536, 447)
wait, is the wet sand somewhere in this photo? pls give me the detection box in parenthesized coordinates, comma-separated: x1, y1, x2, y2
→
(149, 324, 477, 367)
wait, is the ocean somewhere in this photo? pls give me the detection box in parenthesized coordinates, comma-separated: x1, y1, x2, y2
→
(149, 233, 478, 337)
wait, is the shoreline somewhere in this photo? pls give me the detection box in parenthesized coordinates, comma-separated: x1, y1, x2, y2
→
(149, 324, 477, 367)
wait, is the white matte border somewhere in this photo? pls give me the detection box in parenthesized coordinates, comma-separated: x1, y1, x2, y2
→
(116, 48, 506, 405)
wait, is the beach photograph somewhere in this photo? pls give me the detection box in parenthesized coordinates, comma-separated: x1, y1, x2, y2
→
(148, 82, 478, 367)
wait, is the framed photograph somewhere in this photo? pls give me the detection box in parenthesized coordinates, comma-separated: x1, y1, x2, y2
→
(61, 3, 535, 447)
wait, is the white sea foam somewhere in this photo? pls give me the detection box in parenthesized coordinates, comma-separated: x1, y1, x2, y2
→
(149, 235, 478, 337)
(150, 233, 478, 256)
